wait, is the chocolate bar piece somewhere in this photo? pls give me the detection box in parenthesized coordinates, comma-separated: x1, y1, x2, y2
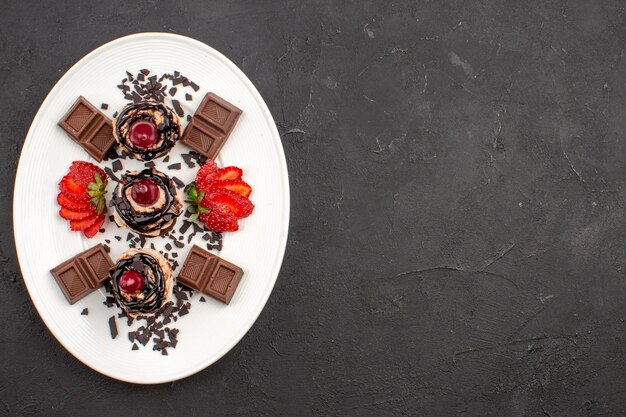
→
(50, 244, 114, 304)
(58, 96, 116, 162)
(180, 93, 242, 159)
(177, 245, 243, 304)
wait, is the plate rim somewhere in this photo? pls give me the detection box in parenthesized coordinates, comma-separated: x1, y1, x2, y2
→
(12, 32, 290, 384)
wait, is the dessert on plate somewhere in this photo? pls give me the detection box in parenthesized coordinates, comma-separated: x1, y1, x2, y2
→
(109, 248, 173, 317)
(113, 100, 182, 161)
(111, 167, 183, 237)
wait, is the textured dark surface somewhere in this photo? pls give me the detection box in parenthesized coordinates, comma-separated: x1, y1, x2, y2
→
(1, 1, 625, 416)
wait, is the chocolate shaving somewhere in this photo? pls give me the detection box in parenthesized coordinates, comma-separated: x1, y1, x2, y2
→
(108, 316, 118, 339)
(104, 167, 119, 183)
(111, 160, 123, 172)
(171, 99, 184, 117)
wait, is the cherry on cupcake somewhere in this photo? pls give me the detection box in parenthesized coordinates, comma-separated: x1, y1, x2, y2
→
(129, 119, 158, 148)
(131, 178, 160, 206)
(118, 271, 145, 294)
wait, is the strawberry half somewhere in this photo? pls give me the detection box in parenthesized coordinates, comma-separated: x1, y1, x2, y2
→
(200, 201, 239, 232)
(83, 214, 105, 238)
(208, 179, 252, 198)
(69, 161, 105, 188)
(216, 166, 243, 181)
(206, 189, 254, 218)
(196, 161, 219, 191)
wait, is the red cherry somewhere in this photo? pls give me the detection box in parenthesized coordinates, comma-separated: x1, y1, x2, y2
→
(118, 271, 145, 294)
(131, 178, 160, 206)
(129, 119, 157, 148)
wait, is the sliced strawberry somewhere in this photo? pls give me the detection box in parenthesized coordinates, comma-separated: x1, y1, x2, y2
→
(59, 207, 95, 221)
(70, 214, 99, 231)
(83, 214, 105, 238)
(196, 161, 219, 191)
(216, 166, 243, 181)
(208, 179, 252, 198)
(57, 193, 92, 210)
(206, 189, 254, 218)
(200, 202, 239, 232)
(59, 175, 86, 195)
(61, 191, 91, 202)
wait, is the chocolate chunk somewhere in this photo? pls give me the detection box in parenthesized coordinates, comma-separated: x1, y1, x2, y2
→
(185, 93, 192, 101)
(103, 244, 110, 253)
(177, 245, 244, 304)
(165, 243, 172, 251)
(101, 103, 108, 110)
(50, 244, 114, 304)
(167, 163, 181, 170)
(144, 161, 156, 168)
(115, 235, 122, 241)
(169, 87, 177, 96)
(132, 343, 139, 351)
(186, 115, 192, 122)
(174, 240, 184, 249)
(58, 97, 116, 162)
(108, 316, 118, 339)
(81, 308, 89, 315)
(199, 296, 206, 302)
(190, 82, 200, 92)
(162, 155, 170, 163)
(180, 93, 242, 159)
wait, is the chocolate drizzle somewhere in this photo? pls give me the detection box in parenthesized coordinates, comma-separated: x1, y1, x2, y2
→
(110, 253, 166, 315)
(114, 101, 181, 161)
(112, 168, 181, 234)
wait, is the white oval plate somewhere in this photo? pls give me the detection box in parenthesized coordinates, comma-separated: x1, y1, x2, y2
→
(13, 33, 289, 384)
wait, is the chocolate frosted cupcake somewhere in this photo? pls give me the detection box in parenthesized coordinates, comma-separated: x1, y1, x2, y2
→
(109, 248, 173, 317)
(111, 168, 183, 237)
(113, 101, 181, 161)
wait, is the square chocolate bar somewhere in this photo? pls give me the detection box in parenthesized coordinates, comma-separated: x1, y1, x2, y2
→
(180, 93, 242, 159)
(58, 96, 116, 161)
(50, 244, 114, 304)
(177, 245, 243, 304)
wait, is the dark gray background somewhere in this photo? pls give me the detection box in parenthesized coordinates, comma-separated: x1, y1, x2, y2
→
(1, 1, 624, 416)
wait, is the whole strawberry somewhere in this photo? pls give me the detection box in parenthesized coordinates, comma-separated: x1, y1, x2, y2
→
(57, 161, 108, 238)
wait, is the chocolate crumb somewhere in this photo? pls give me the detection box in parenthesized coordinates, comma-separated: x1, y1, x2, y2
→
(108, 316, 118, 339)
(81, 308, 89, 315)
